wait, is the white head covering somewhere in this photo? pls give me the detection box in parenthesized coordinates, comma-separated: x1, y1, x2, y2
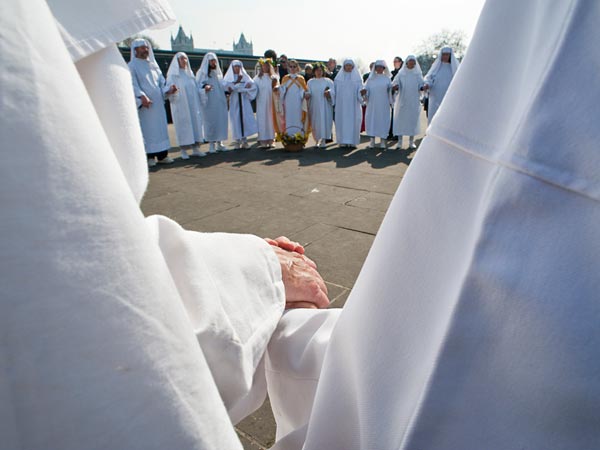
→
(196, 52, 222, 83)
(130, 38, 158, 69)
(335, 58, 362, 84)
(367, 59, 391, 81)
(223, 60, 252, 84)
(395, 54, 423, 79)
(425, 46, 459, 78)
(167, 51, 194, 80)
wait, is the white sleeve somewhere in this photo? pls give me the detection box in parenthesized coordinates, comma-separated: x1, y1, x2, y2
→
(146, 215, 286, 422)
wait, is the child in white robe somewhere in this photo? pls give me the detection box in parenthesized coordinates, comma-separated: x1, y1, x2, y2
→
(391, 55, 424, 150)
(306, 63, 335, 148)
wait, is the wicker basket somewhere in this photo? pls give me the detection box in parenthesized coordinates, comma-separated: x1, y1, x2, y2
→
(281, 126, 307, 152)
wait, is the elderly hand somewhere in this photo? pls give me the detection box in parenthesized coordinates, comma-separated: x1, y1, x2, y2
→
(271, 246, 329, 309)
(265, 236, 305, 254)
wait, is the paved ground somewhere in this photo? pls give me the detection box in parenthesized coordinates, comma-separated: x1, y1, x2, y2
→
(141, 114, 427, 448)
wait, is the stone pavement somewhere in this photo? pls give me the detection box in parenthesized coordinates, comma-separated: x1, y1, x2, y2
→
(140, 116, 427, 449)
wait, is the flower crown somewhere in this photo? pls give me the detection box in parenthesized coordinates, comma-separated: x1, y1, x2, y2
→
(312, 62, 327, 72)
(258, 57, 276, 67)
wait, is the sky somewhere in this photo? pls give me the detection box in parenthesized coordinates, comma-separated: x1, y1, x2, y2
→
(145, 0, 486, 72)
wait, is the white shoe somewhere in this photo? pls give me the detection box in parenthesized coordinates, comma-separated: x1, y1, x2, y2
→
(216, 142, 229, 151)
(368, 139, 375, 149)
(394, 143, 402, 150)
(157, 156, 175, 164)
(192, 150, 206, 157)
(147, 158, 157, 168)
(409, 142, 417, 149)
(208, 143, 216, 153)
(318, 140, 327, 148)
(232, 141, 241, 150)
(241, 140, 250, 149)
(180, 150, 190, 160)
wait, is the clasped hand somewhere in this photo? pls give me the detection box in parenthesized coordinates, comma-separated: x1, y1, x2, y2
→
(265, 236, 330, 309)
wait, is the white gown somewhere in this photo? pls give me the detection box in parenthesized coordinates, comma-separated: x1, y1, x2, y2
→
(198, 73, 228, 142)
(334, 72, 363, 146)
(2, 1, 286, 449)
(307, 77, 335, 141)
(279, 74, 307, 134)
(167, 69, 204, 146)
(364, 75, 392, 138)
(129, 58, 171, 153)
(226, 79, 258, 140)
(425, 63, 454, 123)
(270, 0, 600, 448)
(392, 69, 424, 136)
(254, 74, 277, 141)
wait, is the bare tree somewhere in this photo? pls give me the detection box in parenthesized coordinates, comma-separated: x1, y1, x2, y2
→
(416, 29, 467, 74)
(119, 35, 160, 50)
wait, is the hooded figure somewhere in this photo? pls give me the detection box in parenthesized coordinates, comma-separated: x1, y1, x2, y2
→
(223, 60, 258, 148)
(424, 46, 459, 123)
(363, 59, 393, 148)
(391, 55, 424, 149)
(196, 52, 229, 152)
(333, 59, 363, 147)
(166, 52, 205, 159)
(128, 38, 176, 166)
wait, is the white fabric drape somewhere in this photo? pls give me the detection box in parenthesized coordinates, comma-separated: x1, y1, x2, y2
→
(1, 2, 286, 450)
(290, 1, 600, 449)
(424, 47, 459, 124)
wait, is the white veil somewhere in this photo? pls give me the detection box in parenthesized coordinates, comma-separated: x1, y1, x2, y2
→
(129, 38, 159, 71)
(335, 58, 362, 84)
(425, 46, 459, 79)
(395, 54, 423, 80)
(196, 52, 223, 84)
(167, 51, 194, 80)
(367, 59, 391, 81)
(223, 60, 252, 84)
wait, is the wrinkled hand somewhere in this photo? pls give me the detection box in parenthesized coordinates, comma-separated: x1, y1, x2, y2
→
(140, 94, 152, 108)
(271, 246, 329, 309)
(265, 236, 305, 254)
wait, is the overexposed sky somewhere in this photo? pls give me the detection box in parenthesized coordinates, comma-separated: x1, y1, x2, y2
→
(145, 0, 486, 71)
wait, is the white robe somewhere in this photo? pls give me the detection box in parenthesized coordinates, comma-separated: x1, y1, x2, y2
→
(198, 72, 228, 142)
(254, 74, 277, 141)
(226, 79, 258, 140)
(307, 77, 335, 141)
(334, 73, 363, 146)
(392, 69, 424, 136)
(280, 75, 307, 134)
(271, 0, 600, 448)
(129, 58, 171, 153)
(425, 63, 454, 123)
(364, 74, 392, 138)
(167, 69, 204, 146)
(2, 2, 286, 450)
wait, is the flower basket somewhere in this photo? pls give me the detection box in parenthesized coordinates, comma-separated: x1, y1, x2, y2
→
(277, 127, 308, 152)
